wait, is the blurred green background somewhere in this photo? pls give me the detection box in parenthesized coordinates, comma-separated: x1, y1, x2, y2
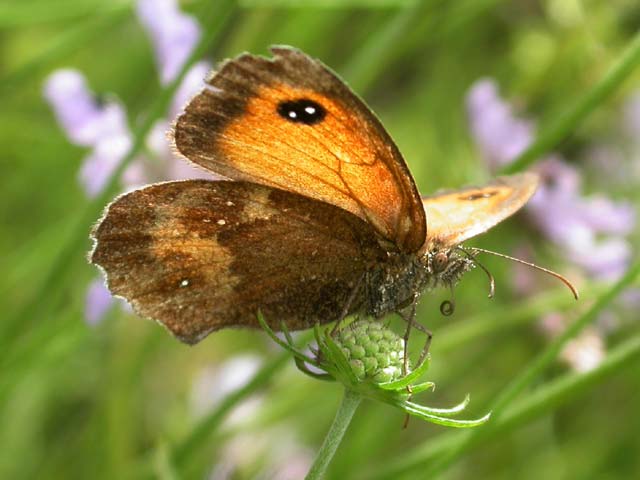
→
(2, 0, 640, 479)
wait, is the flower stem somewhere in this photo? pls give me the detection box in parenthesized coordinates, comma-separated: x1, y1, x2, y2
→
(306, 388, 362, 480)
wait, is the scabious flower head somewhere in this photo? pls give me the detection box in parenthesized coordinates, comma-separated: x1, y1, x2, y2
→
(45, 0, 212, 326)
(260, 315, 490, 428)
(333, 321, 406, 383)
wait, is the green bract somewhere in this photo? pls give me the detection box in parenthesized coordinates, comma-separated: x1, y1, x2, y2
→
(258, 314, 491, 428)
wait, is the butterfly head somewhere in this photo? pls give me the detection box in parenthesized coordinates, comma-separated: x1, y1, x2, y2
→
(423, 247, 476, 290)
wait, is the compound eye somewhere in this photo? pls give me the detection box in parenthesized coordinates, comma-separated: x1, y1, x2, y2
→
(432, 252, 449, 273)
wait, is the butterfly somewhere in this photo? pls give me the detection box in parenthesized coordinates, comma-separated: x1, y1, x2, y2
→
(90, 46, 543, 345)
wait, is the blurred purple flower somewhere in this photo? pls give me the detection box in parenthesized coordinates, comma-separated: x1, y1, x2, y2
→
(43, 69, 130, 147)
(85, 279, 115, 326)
(136, 0, 201, 85)
(466, 79, 638, 371)
(44, 0, 212, 326)
(466, 79, 636, 282)
(45, 70, 133, 197)
(191, 356, 312, 479)
(466, 79, 534, 170)
(526, 158, 635, 280)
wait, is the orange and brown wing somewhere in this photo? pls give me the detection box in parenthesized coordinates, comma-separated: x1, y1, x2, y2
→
(90, 180, 385, 344)
(172, 46, 425, 253)
(421, 172, 539, 250)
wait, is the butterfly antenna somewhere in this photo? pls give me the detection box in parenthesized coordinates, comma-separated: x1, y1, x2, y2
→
(456, 247, 495, 298)
(469, 247, 579, 300)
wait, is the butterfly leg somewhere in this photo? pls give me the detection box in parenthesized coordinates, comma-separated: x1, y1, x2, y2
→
(400, 306, 415, 377)
(399, 304, 433, 431)
(399, 301, 433, 373)
(330, 275, 364, 335)
(399, 299, 425, 430)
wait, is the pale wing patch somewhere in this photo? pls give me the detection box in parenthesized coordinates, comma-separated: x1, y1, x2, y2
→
(422, 172, 539, 249)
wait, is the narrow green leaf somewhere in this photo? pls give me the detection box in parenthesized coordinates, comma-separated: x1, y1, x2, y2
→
(503, 30, 640, 174)
(0, 6, 131, 92)
(402, 403, 490, 428)
(405, 394, 470, 416)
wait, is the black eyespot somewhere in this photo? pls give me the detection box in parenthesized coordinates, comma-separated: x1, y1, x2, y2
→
(277, 99, 326, 125)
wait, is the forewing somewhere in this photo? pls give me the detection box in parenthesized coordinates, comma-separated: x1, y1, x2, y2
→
(173, 46, 425, 253)
(90, 180, 385, 344)
(421, 172, 539, 249)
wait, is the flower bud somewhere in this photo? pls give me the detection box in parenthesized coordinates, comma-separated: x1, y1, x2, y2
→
(334, 321, 407, 382)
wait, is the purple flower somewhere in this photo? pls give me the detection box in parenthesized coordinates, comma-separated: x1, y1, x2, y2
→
(44, 70, 130, 147)
(45, 0, 212, 326)
(45, 70, 133, 197)
(466, 79, 636, 282)
(136, 0, 201, 85)
(466, 79, 638, 372)
(85, 279, 115, 326)
(466, 79, 534, 170)
(526, 160, 635, 281)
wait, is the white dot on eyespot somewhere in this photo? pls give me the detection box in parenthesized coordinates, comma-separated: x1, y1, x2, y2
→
(180, 279, 189, 287)
(288, 111, 297, 119)
(226, 201, 234, 206)
(217, 219, 226, 225)
(305, 106, 316, 114)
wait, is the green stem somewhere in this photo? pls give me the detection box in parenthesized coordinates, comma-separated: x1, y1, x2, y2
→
(306, 388, 362, 480)
(503, 29, 640, 174)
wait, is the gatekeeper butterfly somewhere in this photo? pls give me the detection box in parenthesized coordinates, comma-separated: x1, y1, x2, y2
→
(91, 46, 566, 345)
